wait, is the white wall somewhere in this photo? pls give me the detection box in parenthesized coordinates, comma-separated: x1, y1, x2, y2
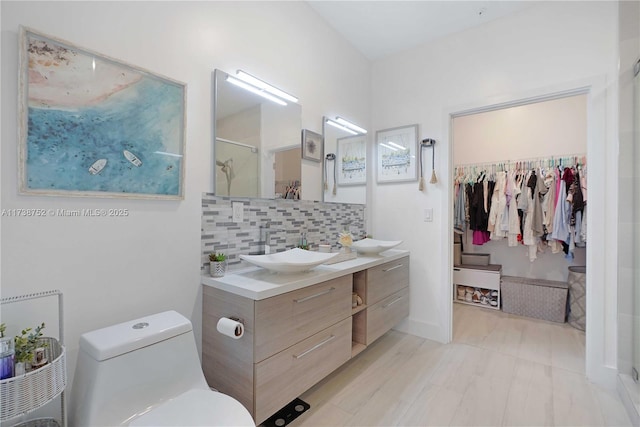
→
(371, 1, 618, 387)
(0, 0, 370, 400)
(453, 94, 587, 165)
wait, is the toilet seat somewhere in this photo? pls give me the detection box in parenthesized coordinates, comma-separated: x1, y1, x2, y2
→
(130, 388, 254, 426)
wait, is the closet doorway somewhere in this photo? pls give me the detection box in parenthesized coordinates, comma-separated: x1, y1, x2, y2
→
(451, 93, 588, 373)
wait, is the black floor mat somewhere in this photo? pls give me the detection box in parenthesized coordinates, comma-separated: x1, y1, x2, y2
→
(260, 398, 310, 427)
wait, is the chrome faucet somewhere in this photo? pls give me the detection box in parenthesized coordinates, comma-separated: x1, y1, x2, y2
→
(259, 223, 276, 254)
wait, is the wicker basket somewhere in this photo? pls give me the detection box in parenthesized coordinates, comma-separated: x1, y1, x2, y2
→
(501, 276, 568, 323)
(0, 337, 66, 421)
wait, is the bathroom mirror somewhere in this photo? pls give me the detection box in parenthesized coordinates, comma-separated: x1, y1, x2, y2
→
(322, 116, 367, 204)
(213, 69, 302, 198)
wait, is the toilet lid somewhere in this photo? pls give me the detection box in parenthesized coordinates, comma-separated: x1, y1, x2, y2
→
(130, 388, 255, 426)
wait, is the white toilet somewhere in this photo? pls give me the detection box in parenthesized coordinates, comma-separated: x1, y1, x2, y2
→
(69, 310, 254, 426)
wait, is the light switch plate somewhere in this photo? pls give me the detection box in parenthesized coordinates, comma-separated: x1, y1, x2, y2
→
(232, 202, 243, 223)
(424, 208, 433, 222)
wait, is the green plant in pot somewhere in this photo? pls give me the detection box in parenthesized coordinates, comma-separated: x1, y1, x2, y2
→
(14, 322, 46, 374)
(209, 252, 227, 278)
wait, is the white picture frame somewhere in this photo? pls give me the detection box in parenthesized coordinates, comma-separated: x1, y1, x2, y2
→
(301, 129, 323, 162)
(376, 124, 419, 183)
(18, 26, 186, 200)
(336, 134, 366, 186)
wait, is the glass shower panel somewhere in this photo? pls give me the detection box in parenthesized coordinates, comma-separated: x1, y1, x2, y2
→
(633, 64, 640, 382)
(215, 138, 259, 197)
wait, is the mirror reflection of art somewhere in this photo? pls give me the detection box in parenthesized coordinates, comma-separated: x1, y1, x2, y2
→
(301, 129, 323, 162)
(376, 124, 419, 184)
(18, 27, 186, 199)
(336, 135, 366, 186)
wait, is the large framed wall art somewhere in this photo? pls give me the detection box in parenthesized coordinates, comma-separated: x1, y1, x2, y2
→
(376, 124, 418, 184)
(336, 134, 366, 186)
(18, 27, 187, 199)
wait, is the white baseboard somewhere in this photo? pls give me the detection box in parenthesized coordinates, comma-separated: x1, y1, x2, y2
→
(587, 363, 619, 390)
(393, 317, 446, 343)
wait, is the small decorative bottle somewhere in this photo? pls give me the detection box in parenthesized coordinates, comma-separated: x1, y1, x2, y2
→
(0, 336, 15, 380)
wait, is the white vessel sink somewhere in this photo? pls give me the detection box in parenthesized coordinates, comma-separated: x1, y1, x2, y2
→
(239, 248, 339, 273)
(350, 238, 402, 254)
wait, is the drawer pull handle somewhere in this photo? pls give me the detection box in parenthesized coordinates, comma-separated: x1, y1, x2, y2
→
(382, 296, 404, 308)
(294, 287, 335, 303)
(294, 335, 336, 359)
(383, 264, 404, 273)
(453, 268, 461, 271)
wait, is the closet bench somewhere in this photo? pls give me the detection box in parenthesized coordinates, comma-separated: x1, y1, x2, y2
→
(501, 276, 568, 323)
(453, 264, 502, 310)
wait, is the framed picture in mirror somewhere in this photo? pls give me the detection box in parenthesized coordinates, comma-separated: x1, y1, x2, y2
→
(301, 129, 323, 162)
(337, 135, 366, 186)
(376, 124, 419, 184)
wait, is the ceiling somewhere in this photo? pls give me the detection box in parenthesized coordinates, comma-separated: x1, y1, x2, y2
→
(307, 1, 534, 60)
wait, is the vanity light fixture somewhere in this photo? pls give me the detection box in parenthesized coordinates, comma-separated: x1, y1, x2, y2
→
(226, 76, 287, 106)
(335, 116, 367, 134)
(235, 70, 299, 103)
(325, 119, 358, 135)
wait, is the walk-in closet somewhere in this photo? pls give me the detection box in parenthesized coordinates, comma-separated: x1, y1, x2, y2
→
(451, 94, 588, 369)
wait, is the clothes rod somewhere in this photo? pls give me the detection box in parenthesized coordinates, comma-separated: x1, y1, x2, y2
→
(455, 153, 586, 171)
(216, 137, 259, 152)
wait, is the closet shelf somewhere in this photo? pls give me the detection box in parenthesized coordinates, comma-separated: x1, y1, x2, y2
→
(453, 265, 502, 311)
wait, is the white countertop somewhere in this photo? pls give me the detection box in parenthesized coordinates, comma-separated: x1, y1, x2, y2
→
(201, 249, 409, 300)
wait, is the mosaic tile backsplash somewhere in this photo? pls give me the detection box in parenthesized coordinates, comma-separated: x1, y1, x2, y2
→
(201, 194, 366, 272)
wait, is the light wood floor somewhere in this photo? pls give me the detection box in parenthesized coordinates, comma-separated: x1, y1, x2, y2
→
(293, 303, 632, 426)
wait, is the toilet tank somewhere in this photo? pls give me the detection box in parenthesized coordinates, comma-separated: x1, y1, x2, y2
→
(69, 311, 209, 426)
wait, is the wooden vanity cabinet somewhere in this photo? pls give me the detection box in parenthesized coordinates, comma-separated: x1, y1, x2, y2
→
(203, 275, 352, 425)
(202, 255, 410, 425)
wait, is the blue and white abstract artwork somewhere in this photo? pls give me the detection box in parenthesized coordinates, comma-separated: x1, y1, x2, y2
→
(20, 28, 186, 199)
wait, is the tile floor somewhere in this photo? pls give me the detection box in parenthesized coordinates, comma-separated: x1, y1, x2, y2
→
(294, 303, 632, 426)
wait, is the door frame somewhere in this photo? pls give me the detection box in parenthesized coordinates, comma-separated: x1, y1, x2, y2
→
(442, 75, 617, 388)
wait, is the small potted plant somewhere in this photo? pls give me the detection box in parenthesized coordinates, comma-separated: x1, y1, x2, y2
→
(209, 252, 227, 278)
(14, 322, 46, 375)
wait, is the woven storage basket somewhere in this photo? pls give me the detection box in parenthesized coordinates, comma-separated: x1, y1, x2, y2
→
(501, 276, 568, 323)
(0, 337, 66, 421)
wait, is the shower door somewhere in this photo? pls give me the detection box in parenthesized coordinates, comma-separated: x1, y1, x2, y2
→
(215, 138, 259, 197)
(634, 59, 640, 383)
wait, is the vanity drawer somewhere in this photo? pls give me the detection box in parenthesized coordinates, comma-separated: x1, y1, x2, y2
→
(367, 256, 410, 304)
(254, 275, 352, 362)
(254, 318, 352, 424)
(366, 287, 410, 345)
